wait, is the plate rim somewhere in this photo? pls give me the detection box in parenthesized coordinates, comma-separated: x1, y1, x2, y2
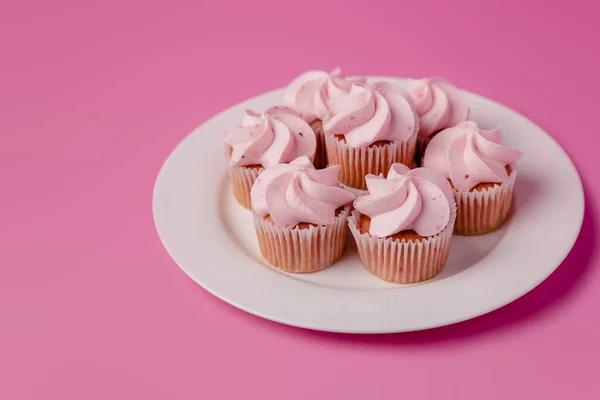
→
(153, 77, 585, 334)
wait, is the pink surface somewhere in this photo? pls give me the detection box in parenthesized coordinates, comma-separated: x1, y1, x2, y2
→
(1, 0, 598, 398)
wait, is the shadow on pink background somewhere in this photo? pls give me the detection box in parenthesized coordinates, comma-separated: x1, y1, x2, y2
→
(1, 0, 599, 399)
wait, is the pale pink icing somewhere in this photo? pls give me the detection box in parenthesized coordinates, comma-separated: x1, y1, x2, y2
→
(222, 106, 316, 168)
(323, 82, 419, 148)
(353, 164, 454, 237)
(284, 68, 366, 123)
(423, 121, 523, 191)
(407, 78, 469, 138)
(251, 156, 355, 228)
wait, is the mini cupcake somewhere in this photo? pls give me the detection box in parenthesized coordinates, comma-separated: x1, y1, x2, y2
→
(323, 81, 419, 190)
(407, 77, 469, 162)
(222, 106, 316, 209)
(251, 156, 355, 273)
(423, 121, 523, 235)
(348, 164, 456, 284)
(284, 68, 365, 169)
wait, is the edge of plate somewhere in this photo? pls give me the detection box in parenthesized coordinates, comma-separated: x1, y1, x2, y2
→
(152, 77, 585, 334)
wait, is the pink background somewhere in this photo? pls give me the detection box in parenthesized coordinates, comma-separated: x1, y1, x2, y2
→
(2, 0, 599, 398)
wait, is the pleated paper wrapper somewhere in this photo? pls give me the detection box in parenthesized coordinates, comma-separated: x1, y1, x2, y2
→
(454, 169, 517, 235)
(228, 166, 263, 210)
(253, 206, 351, 273)
(324, 133, 417, 190)
(348, 207, 456, 284)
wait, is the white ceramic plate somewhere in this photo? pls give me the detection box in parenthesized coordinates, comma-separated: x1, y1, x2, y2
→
(153, 77, 584, 333)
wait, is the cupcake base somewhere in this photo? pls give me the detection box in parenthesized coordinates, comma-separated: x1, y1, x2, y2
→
(253, 206, 351, 273)
(348, 209, 456, 284)
(228, 165, 263, 210)
(325, 134, 417, 190)
(454, 169, 517, 235)
(310, 120, 327, 170)
(415, 136, 431, 167)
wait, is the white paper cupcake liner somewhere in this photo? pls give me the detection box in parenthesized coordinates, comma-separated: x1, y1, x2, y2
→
(324, 134, 417, 190)
(454, 168, 517, 235)
(253, 206, 351, 273)
(310, 119, 327, 169)
(228, 166, 264, 210)
(348, 207, 456, 284)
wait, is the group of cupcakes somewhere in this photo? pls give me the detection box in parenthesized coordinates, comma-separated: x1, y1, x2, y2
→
(222, 68, 522, 284)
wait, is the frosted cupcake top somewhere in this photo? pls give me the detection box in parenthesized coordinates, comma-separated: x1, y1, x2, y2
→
(251, 156, 355, 228)
(284, 68, 366, 123)
(222, 106, 316, 168)
(423, 121, 523, 191)
(354, 164, 454, 237)
(323, 82, 419, 148)
(407, 78, 469, 138)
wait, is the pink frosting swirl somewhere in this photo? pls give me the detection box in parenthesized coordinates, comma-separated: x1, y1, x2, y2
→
(354, 164, 455, 237)
(222, 106, 316, 168)
(251, 156, 356, 228)
(423, 121, 523, 191)
(407, 78, 469, 138)
(323, 82, 419, 148)
(284, 68, 366, 123)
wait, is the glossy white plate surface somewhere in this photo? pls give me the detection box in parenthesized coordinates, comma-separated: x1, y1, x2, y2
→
(153, 77, 584, 333)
